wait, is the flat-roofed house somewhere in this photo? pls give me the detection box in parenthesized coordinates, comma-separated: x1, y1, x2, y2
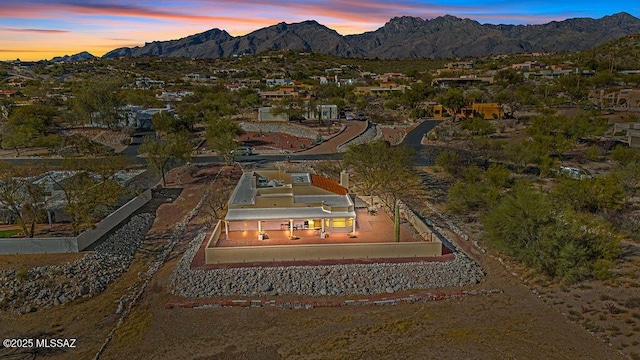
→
(224, 170, 355, 240)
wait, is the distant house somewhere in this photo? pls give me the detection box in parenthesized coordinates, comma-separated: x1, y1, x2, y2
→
(590, 89, 640, 108)
(354, 83, 411, 96)
(259, 85, 309, 100)
(223, 170, 355, 239)
(184, 73, 214, 82)
(156, 91, 194, 102)
(308, 105, 338, 120)
(265, 78, 293, 87)
(523, 68, 594, 80)
(511, 61, 542, 71)
(120, 104, 173, 129)
(135, 77, 165, 89)
(374, 73, 409, 82)
(432, 102, 504, 120)
(432, 76, 494, 87)
(225, 83, 247, 92)
(446, 61, 474, 70)
(257, 104, 338, 122)
(614, 122, 640, 148)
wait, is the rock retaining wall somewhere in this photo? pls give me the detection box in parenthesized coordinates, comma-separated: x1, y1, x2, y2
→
(171, 232, 484, 298)
(240, 122, 319, 139)
(0, 213, 154, 314)
(337, 121, 378, 152)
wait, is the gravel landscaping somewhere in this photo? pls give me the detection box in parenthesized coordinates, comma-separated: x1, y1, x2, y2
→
(170, 232, 485, 298)
(0, 213, 154, 314)
(240, 122, 320, 139)
(337, 122, 379, 152)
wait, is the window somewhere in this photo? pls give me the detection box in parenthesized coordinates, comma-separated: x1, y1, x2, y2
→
(332, 218, 346, 228)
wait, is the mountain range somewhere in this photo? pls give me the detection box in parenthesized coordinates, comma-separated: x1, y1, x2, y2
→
(51, 51, 97, 63)
(103, 12, 640, 59)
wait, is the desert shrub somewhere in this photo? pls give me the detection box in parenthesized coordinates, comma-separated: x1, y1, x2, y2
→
(461, 117, 496, 135)
(483, 185, 620, 283)
(585, 146, 601, 161)
(434, 150, 460, 176)
(447, 181, 499, 214)
(551, 175, 625, 213)
(485, 163, 512, 188)
(625, 297, 640, 309)
(610, 146, 640, 166)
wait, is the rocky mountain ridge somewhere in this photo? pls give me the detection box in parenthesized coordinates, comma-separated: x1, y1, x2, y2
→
(102, 12, 640, 59)
(50, 51, 96, 62)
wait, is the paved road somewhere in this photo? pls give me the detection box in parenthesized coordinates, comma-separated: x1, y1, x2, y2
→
(402, 120, 440, 148)
(2, 120, 443, 167)
(401, 119, 442, 166)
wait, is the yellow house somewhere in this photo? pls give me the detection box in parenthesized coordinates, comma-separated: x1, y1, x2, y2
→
(354, 83, 411, 96)
(223, 170, 355, 239)
(432, 102, 504, 120)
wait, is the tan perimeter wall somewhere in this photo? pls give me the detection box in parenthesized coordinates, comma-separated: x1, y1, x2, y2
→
(206, 220, 223, 249)
(0, 189, 153, 255)
(206, 241, 442, 264)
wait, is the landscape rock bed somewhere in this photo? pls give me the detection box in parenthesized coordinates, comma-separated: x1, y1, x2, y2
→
(240, 122, 320, 139)
(0, 213, 154, 314)
(171, 232, 485, 298)
(337, 122, 378, 152)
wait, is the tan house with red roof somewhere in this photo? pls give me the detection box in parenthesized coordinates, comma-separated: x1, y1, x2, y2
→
(224, 170, 355, 240)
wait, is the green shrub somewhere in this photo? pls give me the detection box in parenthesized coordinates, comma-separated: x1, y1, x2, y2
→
(461, 117, 496, 135)
(434, 150, 460, 176)
(610, 146, 640, 166)
(485, 163, 511, 188)
(483, 185, 620, 283)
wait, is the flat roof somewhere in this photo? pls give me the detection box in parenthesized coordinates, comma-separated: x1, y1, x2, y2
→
(229, 173, 257, 206)
(229, 171, 349, 207)
(225, 207, 356, 221)
(294, 195, 352, 207)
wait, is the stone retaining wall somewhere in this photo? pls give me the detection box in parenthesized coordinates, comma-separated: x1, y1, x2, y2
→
(171, 231, 483, 298)
(336, 121, 378, 152)
(0, 213, 155, 314)
(240, 122, 319, 139)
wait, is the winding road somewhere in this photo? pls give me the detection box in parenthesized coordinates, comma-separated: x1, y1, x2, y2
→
(1, 120, 444, 166)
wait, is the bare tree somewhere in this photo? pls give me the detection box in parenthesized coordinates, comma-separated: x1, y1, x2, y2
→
(139, 132, 193, 187)
(0, 163, 45, 237)
(0, 165, 45, 237)
(202, 177, 235, 225)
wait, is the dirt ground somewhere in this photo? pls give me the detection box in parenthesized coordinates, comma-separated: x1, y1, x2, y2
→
(0, 162, 633, 360)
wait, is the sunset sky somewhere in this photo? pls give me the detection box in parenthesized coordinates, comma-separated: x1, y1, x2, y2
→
(1, 0, 638, 61)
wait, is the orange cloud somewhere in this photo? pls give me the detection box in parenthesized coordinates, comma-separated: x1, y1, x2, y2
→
(1, 1, 270, 24)
(0, 28, 70, 34)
